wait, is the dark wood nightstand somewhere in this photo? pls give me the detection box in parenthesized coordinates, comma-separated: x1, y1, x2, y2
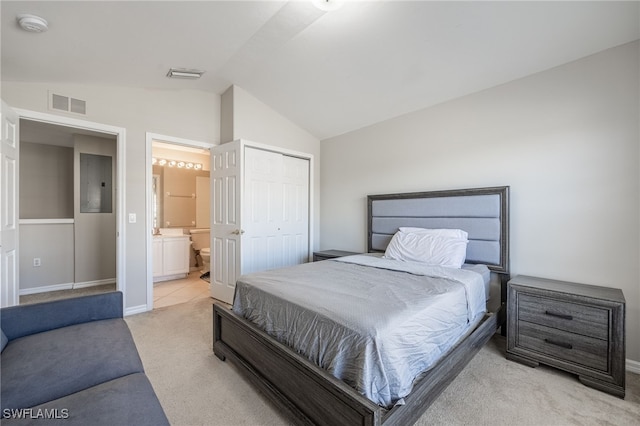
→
(312, 250, 360, 262)
(506, 275, 625, 398)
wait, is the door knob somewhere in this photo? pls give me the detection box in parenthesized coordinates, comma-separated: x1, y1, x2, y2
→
(231, 229, 245, 235)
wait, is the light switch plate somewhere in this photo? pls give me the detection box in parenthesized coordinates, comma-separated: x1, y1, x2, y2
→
(128, 213, 136, 223)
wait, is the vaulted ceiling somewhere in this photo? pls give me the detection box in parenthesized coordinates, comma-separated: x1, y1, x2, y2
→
(2, 1, 639, 140)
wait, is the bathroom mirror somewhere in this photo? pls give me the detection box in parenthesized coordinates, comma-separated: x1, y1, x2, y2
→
(80, 153, 112, 213)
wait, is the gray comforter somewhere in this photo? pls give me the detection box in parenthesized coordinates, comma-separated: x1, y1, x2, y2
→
(232, 255, 486, 408)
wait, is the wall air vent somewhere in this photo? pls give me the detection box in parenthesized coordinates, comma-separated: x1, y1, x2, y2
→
(49, 92, 87, 115)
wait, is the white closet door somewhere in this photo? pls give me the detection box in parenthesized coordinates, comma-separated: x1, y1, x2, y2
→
(243, 147, 309, 275)
(243, 147, 284, 274)
(281, 155, 309, 266)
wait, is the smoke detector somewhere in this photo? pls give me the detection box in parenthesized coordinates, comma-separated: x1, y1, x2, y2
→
(312, 0, 344, 12)
(17, 14, 48, 33)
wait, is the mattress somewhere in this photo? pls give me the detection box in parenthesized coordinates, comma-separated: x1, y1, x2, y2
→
(232, 254, 487, 408)
(462, 262, 491, 299)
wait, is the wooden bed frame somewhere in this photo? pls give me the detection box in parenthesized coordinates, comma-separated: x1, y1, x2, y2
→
(213, 186, 510, 426)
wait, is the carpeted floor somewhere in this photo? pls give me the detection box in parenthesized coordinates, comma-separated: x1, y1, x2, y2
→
(126, 297, 640, 426)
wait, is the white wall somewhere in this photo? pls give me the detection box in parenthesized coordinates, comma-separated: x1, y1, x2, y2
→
(223, 85, 322, 251)
(1, 82, 220, 310)
(320, 41, 640, 363)
(231, 85, 321, 157)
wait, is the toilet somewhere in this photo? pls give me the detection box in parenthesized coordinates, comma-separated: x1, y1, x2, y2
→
(189, 229, 210, 273)
(200, 248, 210, 273)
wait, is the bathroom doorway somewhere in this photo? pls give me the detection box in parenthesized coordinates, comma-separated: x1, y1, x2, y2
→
(145, 132, 213, 310)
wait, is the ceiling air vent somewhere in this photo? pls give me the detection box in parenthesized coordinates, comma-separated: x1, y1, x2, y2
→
(49, 92, 87, 115)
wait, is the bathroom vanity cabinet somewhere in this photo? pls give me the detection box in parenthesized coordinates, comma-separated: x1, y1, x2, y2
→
(152, 235, 190, 282)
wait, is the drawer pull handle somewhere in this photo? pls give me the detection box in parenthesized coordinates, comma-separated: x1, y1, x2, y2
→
(545, 310, 573, 320)
(544, 338, 573, 350)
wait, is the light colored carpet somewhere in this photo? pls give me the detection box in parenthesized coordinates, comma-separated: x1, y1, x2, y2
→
(126, 297, 640, 426)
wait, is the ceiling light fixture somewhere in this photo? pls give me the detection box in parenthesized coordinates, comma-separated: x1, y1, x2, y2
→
(312, 0, 344, 12)
(16, 14, 49, 33)
(166, 68, 205, 79)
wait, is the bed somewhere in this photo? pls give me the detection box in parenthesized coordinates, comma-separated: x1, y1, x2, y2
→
(213, 186, 510, 426)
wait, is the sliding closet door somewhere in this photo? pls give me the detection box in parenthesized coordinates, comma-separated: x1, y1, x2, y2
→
(243, 147, 282, 274)
(243, 147, 309, 275)
(281, 154, 309, 266)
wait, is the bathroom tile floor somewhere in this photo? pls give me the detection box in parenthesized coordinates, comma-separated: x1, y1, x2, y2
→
(153, 271, 210, 309)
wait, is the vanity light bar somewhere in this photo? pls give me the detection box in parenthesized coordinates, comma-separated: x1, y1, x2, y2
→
(152, 157, 202, 170)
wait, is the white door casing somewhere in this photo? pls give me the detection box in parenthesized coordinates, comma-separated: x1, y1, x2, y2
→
(145, 132, 213, 311)
(15, 108, 126, 311)
(0, 100, 19, 307)
(210, 142, 242, 304)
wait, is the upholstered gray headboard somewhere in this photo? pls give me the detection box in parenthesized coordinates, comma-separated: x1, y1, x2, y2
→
(368, 186, 509, 275)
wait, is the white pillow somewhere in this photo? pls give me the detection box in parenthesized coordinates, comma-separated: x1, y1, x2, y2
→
(384, 231, 468, 268)
(399, 227, 468, 240)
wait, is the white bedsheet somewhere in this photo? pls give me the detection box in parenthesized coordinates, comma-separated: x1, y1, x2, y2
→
(232, 255, 487, 408)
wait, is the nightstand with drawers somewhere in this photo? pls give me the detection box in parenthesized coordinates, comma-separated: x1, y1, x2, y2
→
(312, 250, 360, 262)
(506, 275, 625, 398)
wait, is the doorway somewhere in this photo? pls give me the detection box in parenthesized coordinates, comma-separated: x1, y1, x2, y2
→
(145, 132, 213, 310)
(10, 108, 126, 307)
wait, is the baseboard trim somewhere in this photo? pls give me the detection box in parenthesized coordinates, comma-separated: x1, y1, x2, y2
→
(627, 358, 640, 374)
(125, 304, 149, 316)
(20, 282, 73, 295)
(19, 279, 116, 296)
(73, 278, 116, 289)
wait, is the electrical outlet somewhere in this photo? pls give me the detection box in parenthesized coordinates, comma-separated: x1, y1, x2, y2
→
(33, 258, 41, 267)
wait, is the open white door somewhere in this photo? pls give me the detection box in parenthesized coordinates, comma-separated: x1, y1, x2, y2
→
(210, 141, 242, 304)
(1, 100, 19, 307)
